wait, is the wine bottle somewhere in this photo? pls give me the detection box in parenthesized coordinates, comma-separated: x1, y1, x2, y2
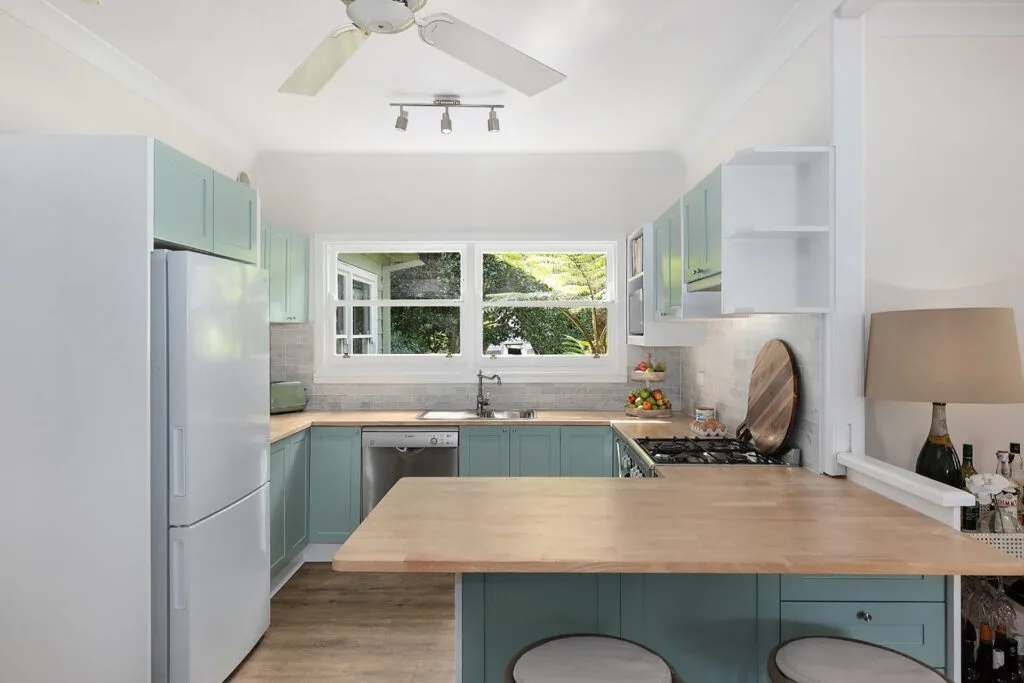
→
(963, 444, 980, 531)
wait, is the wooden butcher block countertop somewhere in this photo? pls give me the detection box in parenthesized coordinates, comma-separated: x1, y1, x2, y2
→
(270, 410, 695, 443)
(331, 469, 1024, 576)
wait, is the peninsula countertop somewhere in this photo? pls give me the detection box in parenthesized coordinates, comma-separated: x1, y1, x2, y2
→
(331, 469, 1024, 576)
(270, 410, 695, 444)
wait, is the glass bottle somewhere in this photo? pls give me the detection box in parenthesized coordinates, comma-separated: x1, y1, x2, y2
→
(1011, 443, 1024, 526)
(915, 402, 963, 488)
(964, 619, 982, 682)
(980, 624, 996, 681)
(963, 444, 981, 531)
(999, 634, 1024, 683)
(991, 452, 1024, 533)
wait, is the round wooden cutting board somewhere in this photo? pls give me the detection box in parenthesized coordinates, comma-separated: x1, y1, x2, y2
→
(742, 339, 799, 455)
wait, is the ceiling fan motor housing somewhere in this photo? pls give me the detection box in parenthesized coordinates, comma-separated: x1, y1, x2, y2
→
(344, 0, 426, 34)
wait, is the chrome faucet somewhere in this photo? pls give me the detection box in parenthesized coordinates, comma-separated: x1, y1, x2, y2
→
(476, 370, 502, 416)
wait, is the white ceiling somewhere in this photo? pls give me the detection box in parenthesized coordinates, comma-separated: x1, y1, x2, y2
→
(43, 0, 812, 154)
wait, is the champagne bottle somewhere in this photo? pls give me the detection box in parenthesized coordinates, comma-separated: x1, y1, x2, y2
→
(963, 444, 980, 531)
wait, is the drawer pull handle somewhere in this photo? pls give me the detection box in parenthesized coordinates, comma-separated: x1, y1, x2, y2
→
(857, 611, 873, 623)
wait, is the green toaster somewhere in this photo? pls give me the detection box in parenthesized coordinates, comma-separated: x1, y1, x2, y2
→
(270, 381, 307, 414)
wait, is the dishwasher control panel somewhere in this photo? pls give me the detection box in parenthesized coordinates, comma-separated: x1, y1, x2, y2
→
(363, 430, 459, 449)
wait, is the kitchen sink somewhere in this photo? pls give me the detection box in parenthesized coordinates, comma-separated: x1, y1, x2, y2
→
(415, 409, 538, 421)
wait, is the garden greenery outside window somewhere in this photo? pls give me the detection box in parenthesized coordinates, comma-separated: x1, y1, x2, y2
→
(315, 241, 622, 383)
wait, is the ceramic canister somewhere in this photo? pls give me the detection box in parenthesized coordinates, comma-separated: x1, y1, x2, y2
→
(695, 407, 716, 423)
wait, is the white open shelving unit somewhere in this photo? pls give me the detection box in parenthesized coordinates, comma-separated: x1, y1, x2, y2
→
(720, 146, 834, 315)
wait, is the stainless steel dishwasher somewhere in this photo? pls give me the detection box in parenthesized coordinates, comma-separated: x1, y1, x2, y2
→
(361, 429, 459, 519)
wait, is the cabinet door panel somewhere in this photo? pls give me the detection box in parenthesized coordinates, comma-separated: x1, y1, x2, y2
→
(560, 427, 613, 477)
(154, 141, 214, 252)
(284, 432, 309, 558)
(308, 427, 362, 544)
(703, 166, 722, 280)
(287, 232, 309, 323)
(509, 427, 560, 477)
(621, 574, 759, 683)
(212, 172, 258, 264)
(653, 210, 672, 316)
(780, 601, 946, 668)
(460, 427, 510, 477)
(265, 224, 290, 323)
(780, 575, 945, 603)
(684, 184, 706, 284)
(269, 442, 287, 577)
(668, 202, 683, 311)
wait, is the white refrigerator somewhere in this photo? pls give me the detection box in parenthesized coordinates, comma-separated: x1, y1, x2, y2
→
(151, 250, 271, 683)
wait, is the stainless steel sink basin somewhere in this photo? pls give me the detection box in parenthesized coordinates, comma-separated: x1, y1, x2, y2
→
(485, 409, 538, 420)
(415, 409, 538, 421)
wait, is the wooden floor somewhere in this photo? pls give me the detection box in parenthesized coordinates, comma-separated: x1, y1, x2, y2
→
(230, 565, 455, 683)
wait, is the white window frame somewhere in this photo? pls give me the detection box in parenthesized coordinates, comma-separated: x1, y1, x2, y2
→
(335, 262, 379, 356)
(312, 238, 623, 384)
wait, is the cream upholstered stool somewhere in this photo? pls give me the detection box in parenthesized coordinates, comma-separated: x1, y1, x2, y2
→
(503, 634, 685, 683)
(768, 637, 952, 683)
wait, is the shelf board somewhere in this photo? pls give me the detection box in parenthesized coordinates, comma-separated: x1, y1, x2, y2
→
(723, 305, 830, 315)
(728, 147, 831, 166)
(727, 225, 830, 240)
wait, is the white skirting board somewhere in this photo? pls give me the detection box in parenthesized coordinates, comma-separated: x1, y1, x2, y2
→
(270, 544, 343, 597)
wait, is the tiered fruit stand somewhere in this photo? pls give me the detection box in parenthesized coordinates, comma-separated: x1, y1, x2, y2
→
(625, 353, 672, 417)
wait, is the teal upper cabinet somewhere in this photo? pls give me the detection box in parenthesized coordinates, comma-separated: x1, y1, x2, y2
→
(153, 140, 258, 264)
(460, 427, 510, 477)
(154, 141, 214, 253)
(308, 427, 361, 545)
(265, 223, 309, 323)
(653, 202, 683, 317)
(684, 165, 722, 291)
(509, 428, 560, 477)
(560, 427, 614, 477)
(284, 430, 309, 557)
(212, 172, 258, 264)
(269, 441, 287, 577)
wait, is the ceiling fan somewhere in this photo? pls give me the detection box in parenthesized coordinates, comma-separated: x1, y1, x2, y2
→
(278, 0, 566, 98)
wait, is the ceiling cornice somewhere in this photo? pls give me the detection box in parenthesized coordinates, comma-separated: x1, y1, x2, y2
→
(0, 0, 257, 161)
(868, 1, 1024, 37)
(674, 0, 846, 164)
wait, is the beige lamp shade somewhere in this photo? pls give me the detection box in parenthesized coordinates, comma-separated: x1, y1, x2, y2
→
(865, 307, 1024, 404)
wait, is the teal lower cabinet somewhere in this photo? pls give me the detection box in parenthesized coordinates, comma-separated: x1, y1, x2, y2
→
(270, 430, 311, 579)
(620, 574, 761, 682)
(461, 426, 614, 478)
(779, 601, 946, 668)
(458, 573, 948, 683)
(510, 427, 560, 476)
(308, 427, 362, 545)
(780, 574, 945, 602)
(461, 574, 621, 683)
(460, 427, 511, 476)
(269, 440, 287, 577)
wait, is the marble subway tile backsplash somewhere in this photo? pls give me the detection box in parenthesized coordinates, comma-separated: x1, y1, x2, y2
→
(270, 324, 682, 411)
(679, 315, 822, 467)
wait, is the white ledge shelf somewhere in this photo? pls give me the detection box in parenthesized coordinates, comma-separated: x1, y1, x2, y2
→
(727, 225, 830, 240)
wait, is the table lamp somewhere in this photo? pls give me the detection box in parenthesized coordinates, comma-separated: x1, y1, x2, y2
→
(865, 307, 1024, 488)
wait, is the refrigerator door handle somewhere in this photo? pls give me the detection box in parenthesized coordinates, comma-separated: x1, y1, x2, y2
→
(170, 538, 188, 611)
(171, 427, 187, 497)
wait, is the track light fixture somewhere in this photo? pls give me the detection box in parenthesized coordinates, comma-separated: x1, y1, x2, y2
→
(389, 97, 505, 135)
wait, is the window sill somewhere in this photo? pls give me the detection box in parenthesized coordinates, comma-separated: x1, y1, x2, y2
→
(313, 369, 626, 385)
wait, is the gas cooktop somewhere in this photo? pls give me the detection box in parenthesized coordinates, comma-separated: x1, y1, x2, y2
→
(633, 437, 790, 465)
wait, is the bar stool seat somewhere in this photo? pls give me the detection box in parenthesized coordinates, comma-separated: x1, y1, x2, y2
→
(504, 635, 683, 683)
(769, 637, 951, 683)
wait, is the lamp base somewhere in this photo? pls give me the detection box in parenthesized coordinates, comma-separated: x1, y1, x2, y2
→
(914, 402, 963, 488)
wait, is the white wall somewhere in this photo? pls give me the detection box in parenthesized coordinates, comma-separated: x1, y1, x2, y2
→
(0, 12, 247, 177)
(683, 23, 833, 191)
(253, 152, 686, 238)
(0, 136, 152, 683)
(864, 27, 1024, 473)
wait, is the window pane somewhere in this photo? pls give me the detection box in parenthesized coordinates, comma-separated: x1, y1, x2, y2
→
(483, 253, 608, 302)
(336, 252, 461, 301)
(335, 307, 346, 335)
(353, 306, 370, 335)
(352, 338, 373, 355)
(336, 338, 347, 355)
(387, 306, 461, 355)
(337, 273, 347, 300)
(483, 307, 608, 356)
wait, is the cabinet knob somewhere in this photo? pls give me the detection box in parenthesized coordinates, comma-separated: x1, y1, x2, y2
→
(856, 611, 872, 623)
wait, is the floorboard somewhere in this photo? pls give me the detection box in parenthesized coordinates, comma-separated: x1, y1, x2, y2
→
(229, 565, 455, 683)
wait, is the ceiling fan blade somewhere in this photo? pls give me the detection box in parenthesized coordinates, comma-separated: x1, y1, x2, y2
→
(279, 25, 370, 96)
(418, 14, 565, 97)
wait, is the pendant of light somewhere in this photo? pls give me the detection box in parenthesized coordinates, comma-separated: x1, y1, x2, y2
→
(389, 98, 504, 135)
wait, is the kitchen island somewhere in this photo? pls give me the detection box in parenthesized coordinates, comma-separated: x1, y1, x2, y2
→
(333, 472, 1024, 682)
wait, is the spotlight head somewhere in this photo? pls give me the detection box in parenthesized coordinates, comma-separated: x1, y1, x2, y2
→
(487, 108, 500, 133)
(441, 107, 453, 135)
(395, 107, 408, 132)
